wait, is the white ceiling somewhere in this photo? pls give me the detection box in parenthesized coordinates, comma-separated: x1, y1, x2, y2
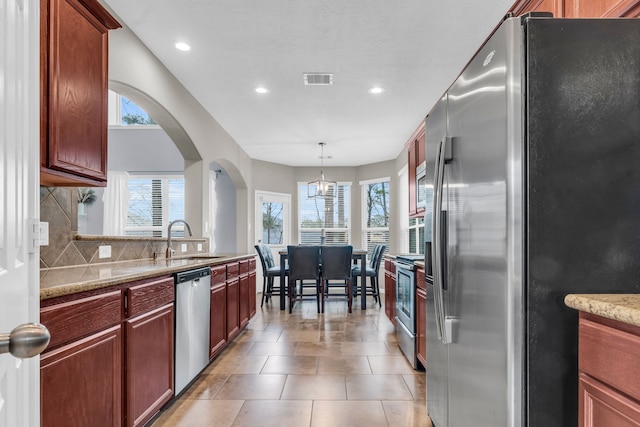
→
(102, 0, 514, 167)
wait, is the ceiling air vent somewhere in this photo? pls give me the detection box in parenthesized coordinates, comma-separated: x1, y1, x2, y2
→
(304, 73, 333, 86)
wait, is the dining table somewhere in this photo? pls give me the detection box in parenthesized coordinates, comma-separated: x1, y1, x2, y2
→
(279, 247, 369, 311)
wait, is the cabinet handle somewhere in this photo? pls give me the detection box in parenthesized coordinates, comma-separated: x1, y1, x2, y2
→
(0, 323, 50, 358)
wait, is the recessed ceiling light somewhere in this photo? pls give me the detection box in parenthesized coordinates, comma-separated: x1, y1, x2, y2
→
(175, 42, 191, 52)
(255, 87, 269, 94)
(369, 86, 385, 94)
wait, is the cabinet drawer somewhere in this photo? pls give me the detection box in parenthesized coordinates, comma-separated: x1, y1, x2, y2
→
(41, 290, 123, 350)
(239, 259, 249, 275)
(579, 372, 640, 427)
(385, 258, 396, 274)
(248, 258, 256, 271)
(211, 265, 226, 286)
(227, 262, 239, 279)
(579, 317, 640, 400)
(127, 277, 174, 318)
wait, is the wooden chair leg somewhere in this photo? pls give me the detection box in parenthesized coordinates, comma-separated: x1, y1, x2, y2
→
(260, 277, 267, 307)
(289, 279, 294, 313)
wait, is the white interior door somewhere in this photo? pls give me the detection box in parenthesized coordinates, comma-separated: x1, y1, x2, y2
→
(255, 190, 290, 266)
(0, 0, 43, 426)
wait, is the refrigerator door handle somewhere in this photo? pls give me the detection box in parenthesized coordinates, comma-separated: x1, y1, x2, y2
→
(432, 137, 452, 344)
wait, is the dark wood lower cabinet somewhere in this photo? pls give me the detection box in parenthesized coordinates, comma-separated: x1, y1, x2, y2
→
(210, 281, 227, 358)
(577, 313, 640, 426)
(384, 264, 396, 325)
(41, 256, 257, 426)
(249, 271, 256, 318)
(239, 273, 250, 328)
(125, 304, 174, 427)
(579, 373, 640, 426)
(226, 277, 240, 340)
(41, 325, 123, 427)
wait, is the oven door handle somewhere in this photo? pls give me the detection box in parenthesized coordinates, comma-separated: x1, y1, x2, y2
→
(393, 261, 415, 271)
(432, 137, 452, 344)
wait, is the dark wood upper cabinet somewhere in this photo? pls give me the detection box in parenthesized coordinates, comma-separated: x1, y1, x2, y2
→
(510, 0, 640, 17)
(407, 121, 426, 218)
(40, 0, 120, 187)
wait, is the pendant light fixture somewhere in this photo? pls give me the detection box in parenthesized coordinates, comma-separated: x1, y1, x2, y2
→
(308, 142, 336, 198)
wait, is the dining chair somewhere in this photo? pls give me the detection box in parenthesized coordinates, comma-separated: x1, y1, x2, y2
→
(352, 244, 386, 307)
(320, 245, 354, 313)
(286, 245, 321, 313)
(254, 244, 288, 307)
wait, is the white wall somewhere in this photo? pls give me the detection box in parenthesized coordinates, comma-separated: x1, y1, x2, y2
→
(79, 127, 184, 234)
(106, 20, 410, 257)
(108, 25, 253, 252)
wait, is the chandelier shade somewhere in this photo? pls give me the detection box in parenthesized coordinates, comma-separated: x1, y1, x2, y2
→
(308, 142, 336, 198)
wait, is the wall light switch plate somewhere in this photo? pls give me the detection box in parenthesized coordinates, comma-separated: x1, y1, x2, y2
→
(39, 222, 49, 246)
(99, 245, 111, 259)
(181, 243, 187, 253)
(197, 243, 203, 252)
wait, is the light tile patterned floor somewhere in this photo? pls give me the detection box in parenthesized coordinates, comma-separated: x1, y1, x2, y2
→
(151, 295, 432, 427)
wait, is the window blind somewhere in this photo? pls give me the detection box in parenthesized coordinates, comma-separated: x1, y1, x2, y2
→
(298, 182, 350, 246)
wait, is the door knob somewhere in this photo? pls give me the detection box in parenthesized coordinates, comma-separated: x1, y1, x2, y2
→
(0, 323, 50, 358)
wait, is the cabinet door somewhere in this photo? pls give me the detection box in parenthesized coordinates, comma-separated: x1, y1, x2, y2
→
(249, 271, 257, 318)
(125, 304, 174, 427)
(41, 325, 122, 427)
(40, 0, 119, 186)
(210, 282, 227, 359)
(408, 140, 418, 216)
(579, 373, 640, 427)
(239, 274, 250, 328)
(416, 287, 427, 369)
(384, 271, 397, 325)
(226, 278, 240, 340)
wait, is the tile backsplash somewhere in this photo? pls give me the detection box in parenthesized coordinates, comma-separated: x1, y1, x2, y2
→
(40, 187, 209, 269)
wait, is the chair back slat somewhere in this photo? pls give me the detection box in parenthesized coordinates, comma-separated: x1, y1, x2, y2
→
(287, 245, 321, 281)
(254, 244, 269, 274)
(320, 246, 353, 281)
(373, 244, 386, 273)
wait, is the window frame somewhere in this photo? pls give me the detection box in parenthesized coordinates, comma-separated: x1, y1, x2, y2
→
(360, 177, 390, 257)
(108, 90, 161, 129)
(124, 174, 185, 237)
(297, 181, 351, 246)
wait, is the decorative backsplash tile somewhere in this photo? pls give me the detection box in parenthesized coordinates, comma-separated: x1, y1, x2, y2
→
(40, 187, 209, 269)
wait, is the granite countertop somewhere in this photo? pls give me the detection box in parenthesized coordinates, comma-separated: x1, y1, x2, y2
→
(40, 253, 254, 300)
(564, 294, 640, 328)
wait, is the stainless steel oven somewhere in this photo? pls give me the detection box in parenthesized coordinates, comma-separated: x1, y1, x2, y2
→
(394, 254, 423, 369)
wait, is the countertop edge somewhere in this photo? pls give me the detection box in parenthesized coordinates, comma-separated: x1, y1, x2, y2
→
(564, 294, 640, 328)
(40, 254, 255, 300)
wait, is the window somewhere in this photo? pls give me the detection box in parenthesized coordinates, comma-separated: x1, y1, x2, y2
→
(125, 175, 184, 236)
(108, 90, 158, 126)
(409, 217, 425, 255)
(298, 182, 350, 245)
(262, 201, 284, 244)
(398, 165, 424, 255)
(361, 178, 390, 257)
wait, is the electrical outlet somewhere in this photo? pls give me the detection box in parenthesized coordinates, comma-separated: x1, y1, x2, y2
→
(197, 243, 203, 252)
(39, 222, 49, 246)
(99, 245, 111, 259)
(181, 243, 187, 253)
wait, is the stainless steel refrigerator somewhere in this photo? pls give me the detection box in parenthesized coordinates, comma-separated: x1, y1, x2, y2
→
(424, 14, 640, 427)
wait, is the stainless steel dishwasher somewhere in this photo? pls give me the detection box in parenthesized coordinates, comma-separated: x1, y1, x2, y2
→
(174, 267, 211, 395)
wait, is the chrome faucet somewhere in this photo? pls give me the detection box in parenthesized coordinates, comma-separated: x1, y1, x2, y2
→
(166, 219, 193, 259)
